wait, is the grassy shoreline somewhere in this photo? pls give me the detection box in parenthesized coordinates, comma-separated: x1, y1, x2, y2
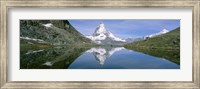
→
(124, 46, 180, 65)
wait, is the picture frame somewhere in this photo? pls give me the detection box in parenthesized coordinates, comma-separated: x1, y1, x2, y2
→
(0, 0, 199, 89)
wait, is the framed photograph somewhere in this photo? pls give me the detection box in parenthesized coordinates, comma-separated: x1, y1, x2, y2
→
(1, 0, 199, 89)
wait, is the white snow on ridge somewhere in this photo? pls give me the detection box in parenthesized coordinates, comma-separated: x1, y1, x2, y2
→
(25, 49, 44, 55)
(43, 61, 53, 66)
(160, 29, 169, 34)
(20, 37, 44, 42)
(108, 32, 126, 42)
(42, 23, 53, 28)
(144, 29, 169, 39)
(86, 34, 107, 41)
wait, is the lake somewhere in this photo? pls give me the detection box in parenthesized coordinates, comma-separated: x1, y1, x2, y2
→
(20, 46, 180, 69)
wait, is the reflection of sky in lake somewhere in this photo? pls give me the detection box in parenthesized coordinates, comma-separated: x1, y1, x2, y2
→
(68, 47, 180, 69)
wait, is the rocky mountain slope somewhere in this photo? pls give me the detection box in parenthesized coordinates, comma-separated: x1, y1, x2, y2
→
(20, 20, 92, 46)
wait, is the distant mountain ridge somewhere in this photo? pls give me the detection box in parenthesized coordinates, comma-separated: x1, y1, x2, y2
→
(86, 22, 126, 44)
(125, 27, 180, 49)
(143, 29, 169, 40)
(122, 29, 169, 44)
(20, 20, 92, 45)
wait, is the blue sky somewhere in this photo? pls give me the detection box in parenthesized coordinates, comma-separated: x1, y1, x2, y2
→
(69, 20, 180, 39)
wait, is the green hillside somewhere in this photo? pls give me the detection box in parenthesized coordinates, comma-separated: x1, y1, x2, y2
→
(124, 27, 180, 64)
(20, 20, 93, 46)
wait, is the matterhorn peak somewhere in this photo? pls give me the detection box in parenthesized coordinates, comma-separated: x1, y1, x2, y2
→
(99, 22, 104, 27)
(86, 22, 126, 44)
(94, 22, 108, 35)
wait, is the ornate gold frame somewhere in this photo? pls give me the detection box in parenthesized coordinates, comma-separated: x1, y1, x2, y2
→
(0, 0, 200, 89)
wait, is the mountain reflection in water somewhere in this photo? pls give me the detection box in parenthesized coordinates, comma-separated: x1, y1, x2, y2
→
(20, 46, 180, 69)
(86, 47, 125, 65)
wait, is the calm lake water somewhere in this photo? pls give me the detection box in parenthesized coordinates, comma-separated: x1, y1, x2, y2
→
(20, 46, 180, 69)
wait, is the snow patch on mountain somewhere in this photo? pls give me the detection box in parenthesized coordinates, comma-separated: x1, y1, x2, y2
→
(25, 49, 44, 55)
(43, 61, 53, 66)
(42, 23, 53, 28)
(20, 37, 45, 42)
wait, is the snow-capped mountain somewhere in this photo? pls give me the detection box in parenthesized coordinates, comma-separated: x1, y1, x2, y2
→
(86, 22, 126, 44)
(144, 29, 169, 39)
